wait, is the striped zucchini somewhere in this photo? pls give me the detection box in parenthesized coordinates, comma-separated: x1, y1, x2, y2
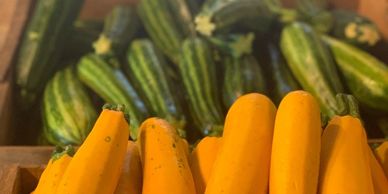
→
(295, 0, 332, 33)
(330, 10, 381, 47)
(194, 0, 298, 36)
(126, 39, 186, 132)
(77, 54, 149, 139)
(15, 0, 84, 106)
(179, 37, 224, 136)
(268, 43, 300, 105)
(280, 22, 344, 118)
(322, 36, 388, 112)
(138, 0, 195, 63)
(43, 67, 97, 145)
(222, 55, 266, 108)
(207, 32, 255, 59)
(93, 5, 139, 59)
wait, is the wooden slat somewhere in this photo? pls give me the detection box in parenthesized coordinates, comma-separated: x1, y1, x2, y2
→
(0, 0, 34, 82)
(0, 82, 13, 145)
(0, 165, 21, 194)
(0, 147, 53, 166)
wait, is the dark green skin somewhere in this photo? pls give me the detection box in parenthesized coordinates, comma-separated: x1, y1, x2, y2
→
(323, 36, 388, 112)
(268, 43, 300, 105)
(15, 0, 85, 106)
(222, 55, 266, 108)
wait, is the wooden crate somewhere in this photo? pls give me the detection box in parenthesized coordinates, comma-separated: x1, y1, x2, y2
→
(0, 0, 388, 145)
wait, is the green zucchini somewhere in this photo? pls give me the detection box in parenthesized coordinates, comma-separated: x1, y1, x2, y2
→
(194, 0, 298, 36)
(330, 10, 381, 47)
(207, 32, 255, 58)
(77, 54, 149, 139)
(93, 5, 139, 60)
(295, 0, 332, 33)
(222, 55, 266, 108)
(322, 35, 388, 112)
(63, 20, 104, 59)
(267, 43, 300, 105)
(126, 39, 186, 132)
(280, 22, 344, 118)
(137, 0, 195, 63)
(179, 37, 224, 136)
(43, 67, 97, 145)
(15, 0, 84, 106)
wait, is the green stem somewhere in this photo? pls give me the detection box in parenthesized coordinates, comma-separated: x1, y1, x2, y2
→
(51, 145, 75, 162)
(335, 93, 360, 118)
(102, 103, 130, 124)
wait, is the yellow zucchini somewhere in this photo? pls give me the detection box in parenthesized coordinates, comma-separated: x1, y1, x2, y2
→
(369, 147, 388, 194)
(375, 142, 388, 177)
(205, 93, 276, 194)
(139, 117, 196, 194)
(32, 146, 74, 194)
(319, 115, 374, 194)
(114, 141, 143, 194)
(270, 90, 321, 194)
(190, 136, 222, 194)
(57, 104, 130, 194)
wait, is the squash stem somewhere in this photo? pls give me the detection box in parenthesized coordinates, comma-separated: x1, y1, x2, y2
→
(102, 103, 130, 124)
(51, 145, 75, 162)
(335, 93, 360, 118)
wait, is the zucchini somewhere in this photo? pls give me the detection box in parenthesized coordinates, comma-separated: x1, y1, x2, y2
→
(280, 22, 344, 118)
(15, 0, 84, 106)
(138, 0, 195, 63)
(222, 55, 266, 109)
(268, 43, 300, 105)
(77, 54, 149, 139)
(43, 67, 97, 145)
(330, 10, 381, 47)
(207, 32, 255, 58)
(63, 20, 104, 59)
(322, 36, 388, 112)
(179, 37, 224, 136)
(93, 5, 139, 60)
(295, 0, 332, 33)
(126, 39, 186, 132)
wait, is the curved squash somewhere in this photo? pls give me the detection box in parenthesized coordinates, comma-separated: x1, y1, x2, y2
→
(270, 90, 321, 194)
(114, 141, 143, 194)
(180, 138, 190, 160)
(205, 93, 276, 194)
(190, 136, 222, 194)
(368, 147, 388, 194)
(319, 115, 374, 194)
(32, 146, 74, 194)
(375, 142, 388, 177)
(139, 118, 196, 194)
(57, 104, 130, 194)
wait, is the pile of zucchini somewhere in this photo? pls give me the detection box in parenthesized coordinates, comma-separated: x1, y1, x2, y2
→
(15, 0, 388, 145)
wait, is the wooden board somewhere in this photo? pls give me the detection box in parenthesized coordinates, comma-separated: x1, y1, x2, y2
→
(0, 0, 34, 82)
(0, 147, 52, 194)
(0, 82, 13, 145)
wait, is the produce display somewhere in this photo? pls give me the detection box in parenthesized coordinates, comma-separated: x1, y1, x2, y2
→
(9, 0, 388, 191)
(31, 92, 388, 193)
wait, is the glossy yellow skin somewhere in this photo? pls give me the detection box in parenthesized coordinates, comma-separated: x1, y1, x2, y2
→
(270, 91, 321, 194)
(57, 109, 130, 194)
(369, 147, 388, 194)
(114, 141, 143, 194)
(375, 142, 388, 177)
(319, 116, 374, 194)
(139, 118, 196, 194)
(205, 93, 276, 194)
(32, 154, 72, 194)
(180, 138, 190, 161)
(190, 136, 222, 194)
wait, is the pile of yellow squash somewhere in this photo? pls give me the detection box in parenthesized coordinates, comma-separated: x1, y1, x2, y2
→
(31, 91, 388, 194)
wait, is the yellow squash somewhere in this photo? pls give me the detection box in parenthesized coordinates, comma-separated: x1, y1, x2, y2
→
(32, 146, 74, 194)
(190, 136, 222, 194)
(375, 142, 388, 177)
(57, 104, 130, 194)
(369, 147, 388, 194)
(139, 117, 196, 194)
(270, 91, 321, 194)
(319, 115, 374, 194)
(205, 93, 277, 194)
(114, 141, 143, 194)
(180, 137, 190, 161)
